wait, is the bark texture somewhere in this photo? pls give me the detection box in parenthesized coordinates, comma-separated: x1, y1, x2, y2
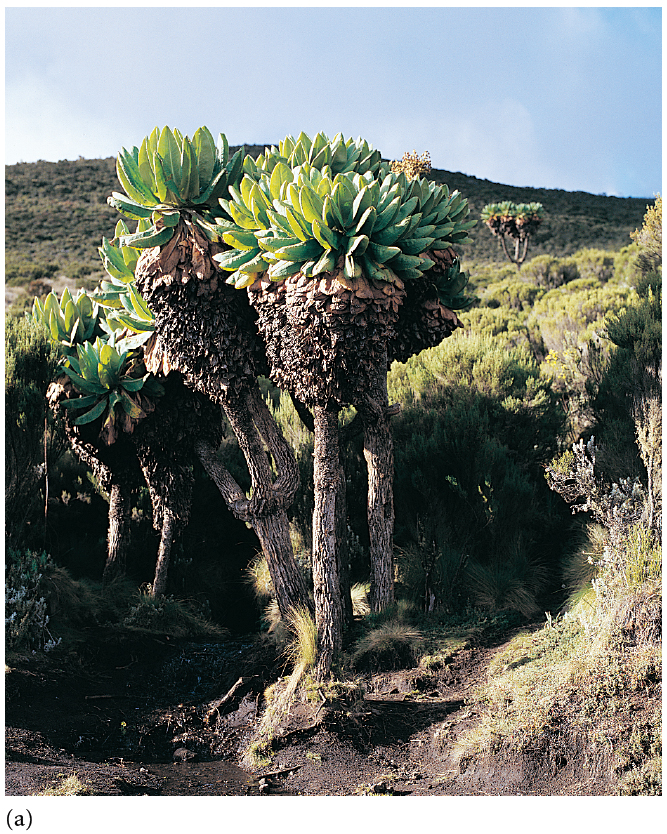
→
(248, 267, 406, 656)
(104, 482, 131, 585)
(312, 405, 344, 679)
(388, 248, 463, 364)
(152, 507, 176, 598)
(358, 349, 396, 612)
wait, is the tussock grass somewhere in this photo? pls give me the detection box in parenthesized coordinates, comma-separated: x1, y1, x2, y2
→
(241, 606, 318, 769)
(457, 544, 661, 794)
(122, 591, 228, 640)
(38, 774, 92, 796)
(350, 582, 371, 617)
(246, 554, 273, 600)
(350, 621, 423, 673)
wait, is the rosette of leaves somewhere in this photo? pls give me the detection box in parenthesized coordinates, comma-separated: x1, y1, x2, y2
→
(58, 332, 163, 445)
(95, 220, 156, 344)
(107, 125, 244, 248)
(215, 153, 476, 292)
(212, 148, 475, 403)
(32, 287, 163, 445)
(246, 131, 383, 180)
(31, 286, 106, 351)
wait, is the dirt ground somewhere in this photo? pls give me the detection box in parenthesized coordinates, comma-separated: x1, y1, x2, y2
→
(4, 624, 621, 798)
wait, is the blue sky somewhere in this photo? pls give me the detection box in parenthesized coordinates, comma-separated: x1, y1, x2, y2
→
(4, 5, 662, 197)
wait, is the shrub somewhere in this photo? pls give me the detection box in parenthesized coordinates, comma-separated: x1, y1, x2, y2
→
(5, 314, 67, 548)
(122, 591, 227, 639)
(521, 253, 579, 288)
(569, 248, 616, 283)
(5, 549, 61, 653)
(386, 332, 568, 613)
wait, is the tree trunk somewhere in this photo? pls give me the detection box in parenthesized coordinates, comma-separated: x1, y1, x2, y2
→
(335, 449, 353, 625)
(359, 351, 396, 612)
(103, 481, 130, 585)
(312, 405, 344, 679)
(152, 507, 176, 597)
(195, 391, 311, 620)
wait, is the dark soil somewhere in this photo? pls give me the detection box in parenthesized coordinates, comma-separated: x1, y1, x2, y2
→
(4, 623, 625, 799)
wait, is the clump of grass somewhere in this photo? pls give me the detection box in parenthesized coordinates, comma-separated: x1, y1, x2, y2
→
(562, 522, 607, 601)
(122, 591, 228, 640)
(284, 605, 318, 674)
(241, 606, 318, 770)
(624, 522, 661, 588)
(465, 551, 549, 619)
(351, 582, 370, 616)
(350, 621, 423, 673)
(246, 554, 273, 600)
(456, 515, 661, 794)
(39, 773, 92, 796)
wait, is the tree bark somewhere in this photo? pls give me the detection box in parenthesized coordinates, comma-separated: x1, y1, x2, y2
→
(103, 481, 130, 585)
(359, 351, 396, 612)
(335, 448, 353, 625)
(152, 507, 176, 597)
(312, 405, 344, 679)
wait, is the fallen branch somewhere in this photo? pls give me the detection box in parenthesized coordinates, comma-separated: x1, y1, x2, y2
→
(204, 676, 256, 724)
(255, 764, 303, 780)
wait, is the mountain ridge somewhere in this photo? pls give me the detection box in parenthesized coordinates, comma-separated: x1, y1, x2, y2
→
(5, 150, 652, 284)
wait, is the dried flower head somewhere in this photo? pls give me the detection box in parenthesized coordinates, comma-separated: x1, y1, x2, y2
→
(390, 150, 432, 179)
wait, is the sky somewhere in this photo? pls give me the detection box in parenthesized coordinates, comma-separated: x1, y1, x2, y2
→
(4, 4, 662, 198)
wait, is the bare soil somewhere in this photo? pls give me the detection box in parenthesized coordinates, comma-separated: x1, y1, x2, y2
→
(4, 623, 622, 797)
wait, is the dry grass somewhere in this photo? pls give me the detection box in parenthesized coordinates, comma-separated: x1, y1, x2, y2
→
(246, 554, 273, 600)
(351, 582, 371, 616)
(242, 606, 318, 769)
(38, 773, 91, 796)
(350, 622, 423, 673)
(456, 564, 662, 795)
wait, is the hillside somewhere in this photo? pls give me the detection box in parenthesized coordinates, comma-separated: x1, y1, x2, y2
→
(5, 148, 651, 292)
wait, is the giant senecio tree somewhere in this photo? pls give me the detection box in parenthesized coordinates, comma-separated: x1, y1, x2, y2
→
(481, 201, 543, 270)
(105, 127, 311, 618)
(211, 133, 476, 676)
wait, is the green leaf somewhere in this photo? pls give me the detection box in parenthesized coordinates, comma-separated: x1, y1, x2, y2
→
(120, 375, 147, 393)
(269, 162, 293, 201)
(117, 149, 155, 205)
(192, 126, 216, 186)
(152, 154, 169, 202)
(158, 126, 181, 187)
(74, 398, 108, 426)
(60, 394, 100, 411)
(137, 138, 156, 195)
(299, 185, 324, 226)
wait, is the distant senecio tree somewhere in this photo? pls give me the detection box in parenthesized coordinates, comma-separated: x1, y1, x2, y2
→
(481, 201, 544, 270)
(30, 126, 476, 679)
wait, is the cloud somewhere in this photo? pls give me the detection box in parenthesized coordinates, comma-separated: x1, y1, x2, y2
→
(5, 75, 131, 163)
(376, 98, 559, 190)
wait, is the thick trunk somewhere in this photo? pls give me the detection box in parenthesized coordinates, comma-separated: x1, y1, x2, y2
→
(359, 352, 396, 612)
(103, 481, 130, 585)
(312, 405, 343, 679)
(151, 508, 176, 598)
